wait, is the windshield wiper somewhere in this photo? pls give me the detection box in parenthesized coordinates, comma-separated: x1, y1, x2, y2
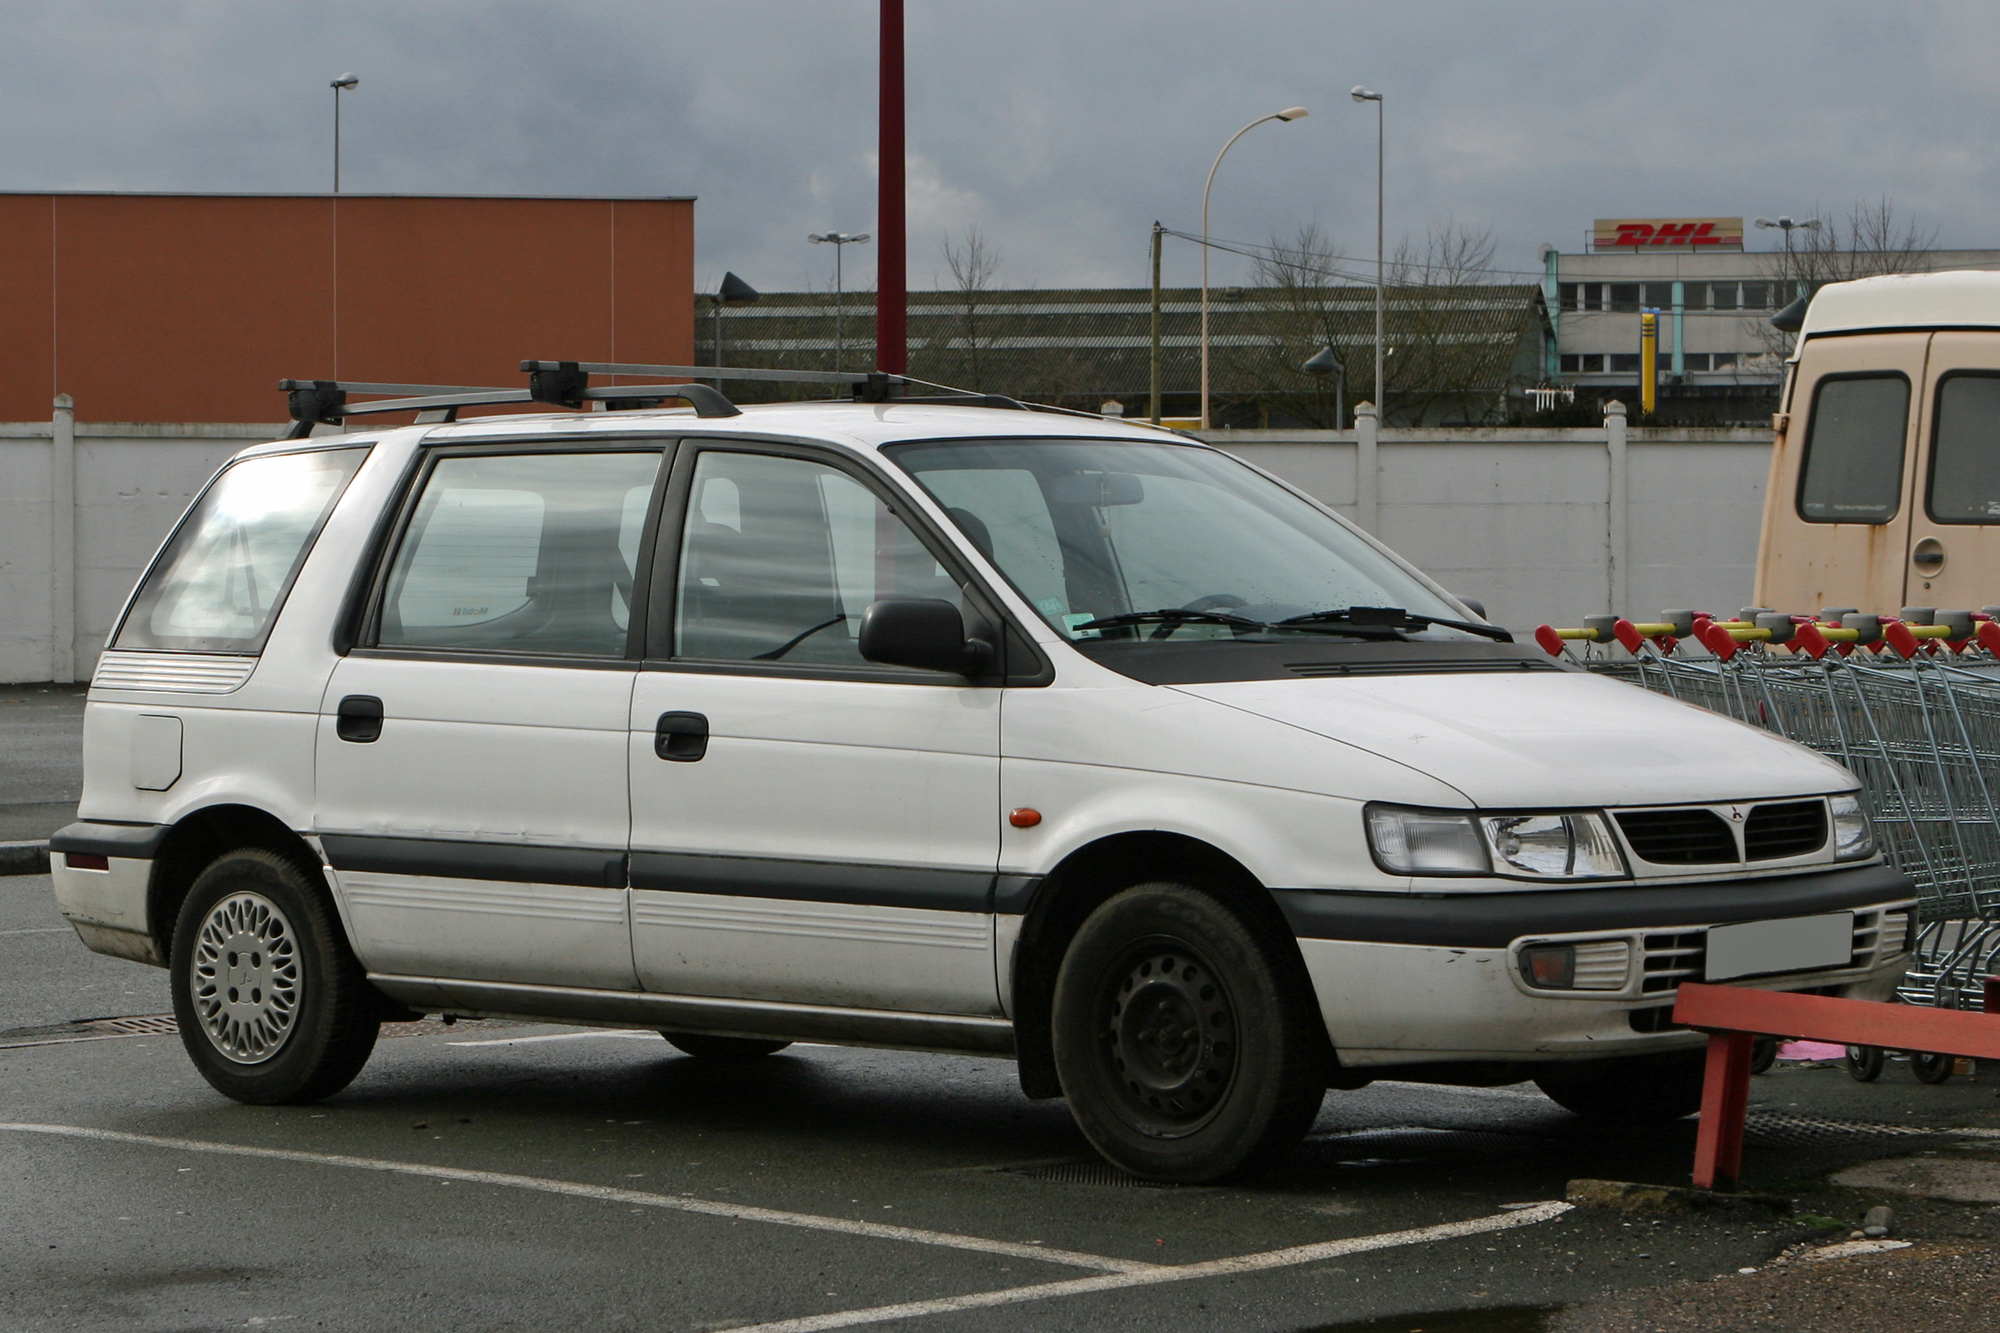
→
(1276, 606, 1513, 643)
(1072, 608, 1402, 639)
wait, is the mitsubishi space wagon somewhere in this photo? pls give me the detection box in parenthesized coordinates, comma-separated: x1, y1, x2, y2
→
(51, 383, 1916, 1181)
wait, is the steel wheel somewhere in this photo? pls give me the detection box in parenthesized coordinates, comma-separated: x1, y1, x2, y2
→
(1911, 1050, 1956, 1084)
(189, 890, 302, 1064)
(1845, 1044, 1884, 1082)
(1098, 941, 1237, 1137)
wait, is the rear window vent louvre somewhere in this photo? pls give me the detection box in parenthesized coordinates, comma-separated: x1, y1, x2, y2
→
(1744, 800, 1827, 860)
(1616, 809, 1737, 864)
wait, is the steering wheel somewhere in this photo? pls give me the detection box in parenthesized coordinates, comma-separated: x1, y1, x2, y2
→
(1181, 593, 1250, 611)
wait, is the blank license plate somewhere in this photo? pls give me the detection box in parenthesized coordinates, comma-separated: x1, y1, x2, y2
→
(1705, 912, 1854, 982)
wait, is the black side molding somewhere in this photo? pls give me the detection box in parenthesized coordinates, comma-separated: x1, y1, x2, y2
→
(630, 851, 994, 913)
(320, 835, 625, 889)
(1273, 862, 1917, 949)
(48, 821, 169, 860)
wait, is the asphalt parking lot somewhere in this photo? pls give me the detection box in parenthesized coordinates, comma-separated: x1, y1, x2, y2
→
(6, 691, 2000, 1332)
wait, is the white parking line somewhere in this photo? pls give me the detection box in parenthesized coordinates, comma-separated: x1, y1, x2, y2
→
(0, 1122, 1156, 1274)
(715, 1201, 1575, 1333)
(446, 1029, 660, 1048)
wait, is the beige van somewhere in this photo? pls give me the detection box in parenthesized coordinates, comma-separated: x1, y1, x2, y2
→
(1756, 271, 2000, 612)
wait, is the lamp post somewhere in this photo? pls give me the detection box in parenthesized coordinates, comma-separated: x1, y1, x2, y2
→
(1351, 86, 1384, 424)
(1755, 216, 1822, 308)
(1201, 106, 1309, 430)
(1303, 346, 1346, 430)
(808, 232, 871, 373)
(330, 73, 358, 192)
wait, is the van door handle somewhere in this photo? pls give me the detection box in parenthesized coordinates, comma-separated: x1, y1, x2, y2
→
(654, 711, 708, 762)
(335, 695, 384, 743)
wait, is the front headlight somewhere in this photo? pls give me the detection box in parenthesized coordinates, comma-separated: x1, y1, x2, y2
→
(1365, 806, 1628, 880)
(1830, 792, 1875, 861)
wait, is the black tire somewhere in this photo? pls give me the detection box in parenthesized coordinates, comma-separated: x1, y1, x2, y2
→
(1051, 881, 1326, 1184)
(170, 849, 379, 1104)
(660, 1032, 792, 1060)
(1533, 1048, 1707, 1123)
(1846, 1044, 1885, 1082)
(1911, 1051, 1956, 1085)
(1749, 1036, 1781, 1075)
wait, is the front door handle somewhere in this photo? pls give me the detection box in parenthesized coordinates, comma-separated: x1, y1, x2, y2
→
(336, 695, 384, 743)
(655, 711, 708, 762)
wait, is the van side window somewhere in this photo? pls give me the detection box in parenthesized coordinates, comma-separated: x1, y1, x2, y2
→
(1927, 373, 2000, 524)
(1796, 374, 1909, 523)
(377, 451, 662, 658)
(674, 451, 962, 668)
(114, 447, 366, 654)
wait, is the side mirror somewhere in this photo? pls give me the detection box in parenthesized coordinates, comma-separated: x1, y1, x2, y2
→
(858, 599, 993, 675)
(1455, 596, 1487, 621)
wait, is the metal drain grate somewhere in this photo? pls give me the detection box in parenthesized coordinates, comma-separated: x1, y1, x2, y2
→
(996, 1161, 1178, 1188)
(93, 1015, 178, 1036)
(1743, 1112, 1940, 1145)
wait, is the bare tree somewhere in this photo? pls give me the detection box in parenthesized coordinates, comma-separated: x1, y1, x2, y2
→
(1755, 198, 1937, 358)
(1381, 221, 1530, 424)
(939, 227, 1002, 390)
(1211, 224, 1357, 427)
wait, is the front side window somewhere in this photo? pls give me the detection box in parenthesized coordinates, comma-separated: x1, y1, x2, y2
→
(1797, 374, 1910, 523)
(1928, 373, 2000, 524)
(115, 447, 366, 653)
(674, 450, 963, 668)
(377, 451, 661, 657)
(889, 437, 1470, 646)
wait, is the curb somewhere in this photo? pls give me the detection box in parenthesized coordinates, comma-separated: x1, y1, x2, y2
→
(0, 841, 51, 876)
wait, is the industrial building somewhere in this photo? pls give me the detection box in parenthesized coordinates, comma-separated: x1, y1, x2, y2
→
(1541, 216, 2000, 422)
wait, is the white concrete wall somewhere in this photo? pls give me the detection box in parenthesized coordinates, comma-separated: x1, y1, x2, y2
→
(0, 403, 1774, 683)
(1211, 422, 1773, 632)
(1, 416, 281, 684)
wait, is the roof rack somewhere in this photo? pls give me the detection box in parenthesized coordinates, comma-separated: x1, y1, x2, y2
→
(279, 359, 1153, 439)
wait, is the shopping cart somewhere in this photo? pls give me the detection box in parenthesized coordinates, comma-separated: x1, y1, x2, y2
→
(1536, 609, 2000, 1017)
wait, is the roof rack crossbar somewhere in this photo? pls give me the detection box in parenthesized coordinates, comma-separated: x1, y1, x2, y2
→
(528, 360, 871, 387)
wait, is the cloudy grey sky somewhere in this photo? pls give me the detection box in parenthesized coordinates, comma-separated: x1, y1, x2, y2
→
(4, 2, 1995, 294)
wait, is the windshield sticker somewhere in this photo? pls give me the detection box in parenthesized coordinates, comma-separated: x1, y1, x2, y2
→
(1061, 612, 1101, 639)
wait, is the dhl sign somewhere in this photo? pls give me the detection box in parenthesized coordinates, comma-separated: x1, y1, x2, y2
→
(1592, 217, 1744, 250)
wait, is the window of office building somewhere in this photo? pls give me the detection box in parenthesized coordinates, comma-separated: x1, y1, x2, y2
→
(1609, 284, 1640, 313)
(1643, 282, 1673, 309)
(1610, 354, 1640, 373)
(1742, 282, 1770, 309)
(1712, 353, 1737, 370)
(1709, 282, 1739, 311)
(1560, 354, 1581, 373)
(1558, 283, 1578, 312)
(1682, 353, 1709, 372)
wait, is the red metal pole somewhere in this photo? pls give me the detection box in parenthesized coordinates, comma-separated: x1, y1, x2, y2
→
(876, 0, 907, 374)
(1691, 1031, 1754, 1191)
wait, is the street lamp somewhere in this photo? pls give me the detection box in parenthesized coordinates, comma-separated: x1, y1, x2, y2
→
(808, 232, 871, 373)
(1303, 346, 1346, 430)
(330, 73, 358, 193)
(1200, 106, 1309, 430)
(1351, 86, 1384, 424)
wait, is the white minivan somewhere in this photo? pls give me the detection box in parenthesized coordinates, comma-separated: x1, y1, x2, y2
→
(51, 389, 1914, 1181)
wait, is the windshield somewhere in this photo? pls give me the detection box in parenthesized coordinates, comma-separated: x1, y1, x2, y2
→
(887, 437, 1473, 645)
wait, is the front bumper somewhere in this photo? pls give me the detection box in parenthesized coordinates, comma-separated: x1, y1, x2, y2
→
(1278, 862, 1917, 1067)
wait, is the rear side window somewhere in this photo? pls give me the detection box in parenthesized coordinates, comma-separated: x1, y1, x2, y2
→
(115, 447, 366, 653)
(376, 451, 662, 658)
(1797, 374, 1909, 523)
(1927, 373, 2000, 523)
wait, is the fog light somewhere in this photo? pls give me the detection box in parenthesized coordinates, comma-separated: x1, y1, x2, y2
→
(1520, 944, 1576, 989)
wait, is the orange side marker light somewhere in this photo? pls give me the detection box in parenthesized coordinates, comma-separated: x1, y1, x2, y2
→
(1008, 808, 1042, 829)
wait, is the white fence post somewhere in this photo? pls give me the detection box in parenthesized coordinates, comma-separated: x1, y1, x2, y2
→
(1354, 400, 1379, 533)
(50, 394, 76, 685)
(1604, 399, 1629, 616)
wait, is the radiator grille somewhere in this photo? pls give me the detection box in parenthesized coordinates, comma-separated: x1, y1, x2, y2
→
(1744, 800, 1827, 860)
(1616, 809, 1736, 864)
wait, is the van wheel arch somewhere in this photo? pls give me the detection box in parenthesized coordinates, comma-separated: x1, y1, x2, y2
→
(149, 806, 329, 967)
(1009, 832, 1325, 1100)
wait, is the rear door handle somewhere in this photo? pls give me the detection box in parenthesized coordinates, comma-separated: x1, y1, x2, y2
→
(654, 711, 708, 762)
(335, 695, 384, 743)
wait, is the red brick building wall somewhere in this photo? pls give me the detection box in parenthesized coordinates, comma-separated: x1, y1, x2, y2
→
(0, 193, 696, 422)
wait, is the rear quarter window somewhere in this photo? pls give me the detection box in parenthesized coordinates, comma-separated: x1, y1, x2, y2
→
(1796, 373, 1909, 524)
(113, 447, 367, 653)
